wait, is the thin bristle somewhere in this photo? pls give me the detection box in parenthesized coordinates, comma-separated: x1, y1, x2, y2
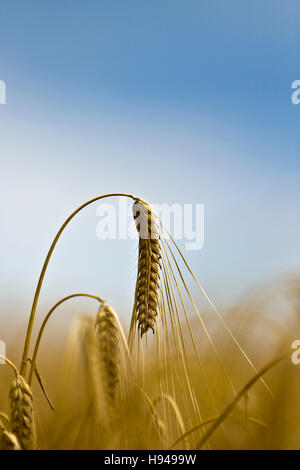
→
(133, 200, 161, 336)
(9, 375, 34, 450)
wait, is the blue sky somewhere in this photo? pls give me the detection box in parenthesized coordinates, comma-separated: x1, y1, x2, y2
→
(0, 1, 300, 329)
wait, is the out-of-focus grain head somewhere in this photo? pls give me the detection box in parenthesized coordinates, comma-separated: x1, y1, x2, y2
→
(9, 375, 35, 450)
(0, 418, 21, 450)
(95, 304, 121, 408)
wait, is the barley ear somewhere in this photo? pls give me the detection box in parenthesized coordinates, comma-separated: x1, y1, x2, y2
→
(0, 419, 21, 450)
(9, 374, 35, 450)
(95, 303, 120, 410)
(132, 200, 161, 336)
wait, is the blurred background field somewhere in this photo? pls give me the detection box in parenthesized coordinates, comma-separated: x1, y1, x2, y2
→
(1, 273, 300, 449)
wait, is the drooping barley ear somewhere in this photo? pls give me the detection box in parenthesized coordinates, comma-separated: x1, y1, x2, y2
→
(132, 199, 161, 336)
(0, 419, 21, 450)
(95, 303, 120, 409)
(9, 374, 35, 450)
(139, 388, 166, 446)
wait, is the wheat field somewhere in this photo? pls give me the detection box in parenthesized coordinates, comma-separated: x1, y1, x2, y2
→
(1, 193, 299, 450)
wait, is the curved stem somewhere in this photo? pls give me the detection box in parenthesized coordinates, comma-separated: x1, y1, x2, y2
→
(168, 417, 217, 450)
(20, 192, 136, 376)
(28, 293, 104, 385)
(153, 394, 188, 449)
(196, 352, 289, 449)
(0, 354, 19, 376)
